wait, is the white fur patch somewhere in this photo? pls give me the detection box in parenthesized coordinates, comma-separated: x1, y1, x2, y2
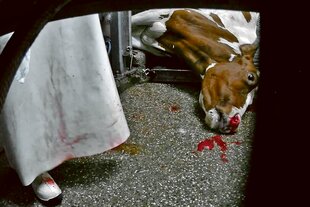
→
(206, 62, 216, 71)
(201, 63, 216, 79)
(199, 91, 219, 129)
(229, 54, 236, 62)
(197, 9, 259, 45)
(228, 87, 257, 119)
(131, 9, 173, 26)
(218, 37, 241, 54)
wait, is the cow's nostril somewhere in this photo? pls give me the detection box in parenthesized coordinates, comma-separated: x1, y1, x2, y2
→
(229, 115, 240, 133)
(230, 114, 240, 128)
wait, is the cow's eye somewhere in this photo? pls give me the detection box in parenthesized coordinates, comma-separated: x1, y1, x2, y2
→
(248, 73, 255, 81)
(247, 72, 257, 85)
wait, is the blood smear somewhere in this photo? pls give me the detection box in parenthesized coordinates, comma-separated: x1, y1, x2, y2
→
(197, 135, 240, 162)
(169, 104, 181, 112)
(43, 177, 55, 185)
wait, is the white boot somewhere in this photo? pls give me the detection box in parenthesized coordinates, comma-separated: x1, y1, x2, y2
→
(31, 172, 62, 202)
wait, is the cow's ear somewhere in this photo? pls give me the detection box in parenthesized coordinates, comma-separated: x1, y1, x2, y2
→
(239, 44, 257, 57)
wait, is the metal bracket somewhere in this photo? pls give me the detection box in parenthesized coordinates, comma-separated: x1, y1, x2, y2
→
(143, 68, 201, 83)
(123, 45, 133, 71)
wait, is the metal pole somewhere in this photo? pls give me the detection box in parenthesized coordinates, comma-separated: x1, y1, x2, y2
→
(110, 11, 132, 76)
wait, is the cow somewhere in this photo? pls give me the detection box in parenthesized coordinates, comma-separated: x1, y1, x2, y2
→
(132, 8, 260, 134)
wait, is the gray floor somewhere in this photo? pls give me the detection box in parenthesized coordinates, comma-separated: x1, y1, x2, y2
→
(0, 82, 256, 207)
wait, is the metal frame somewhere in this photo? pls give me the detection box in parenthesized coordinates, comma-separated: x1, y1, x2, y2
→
(108, 10, 201, 83)
(110, 11, 133, 76)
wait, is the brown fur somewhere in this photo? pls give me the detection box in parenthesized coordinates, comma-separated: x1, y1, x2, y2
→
(156, 10, 259, 115)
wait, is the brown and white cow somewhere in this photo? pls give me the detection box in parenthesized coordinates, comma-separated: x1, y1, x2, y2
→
(132, 9, 260, 134)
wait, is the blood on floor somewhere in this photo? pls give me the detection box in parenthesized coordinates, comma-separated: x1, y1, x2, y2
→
(197, 135, 241, 162)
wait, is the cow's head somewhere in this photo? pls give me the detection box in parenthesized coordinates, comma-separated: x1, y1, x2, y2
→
(131, 9, 260, 133)
(199, 44, 259, 133)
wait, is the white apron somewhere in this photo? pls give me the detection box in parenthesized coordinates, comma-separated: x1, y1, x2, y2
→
(0, 14, 130, 186)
